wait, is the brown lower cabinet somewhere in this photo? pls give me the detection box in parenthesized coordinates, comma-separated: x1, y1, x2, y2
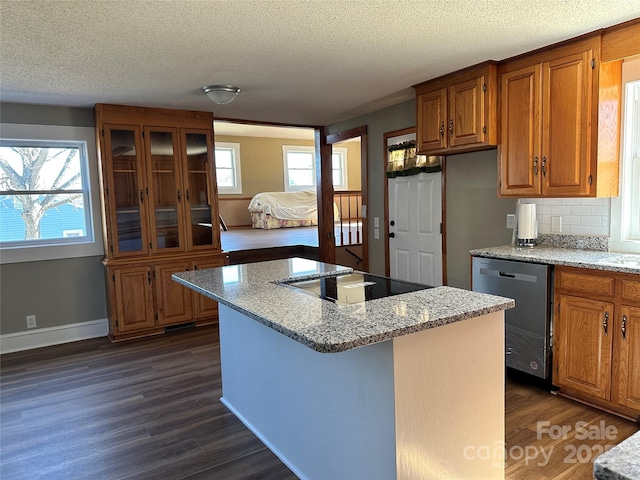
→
(106, 254, 226, 341)
(554, 266, 640, 420)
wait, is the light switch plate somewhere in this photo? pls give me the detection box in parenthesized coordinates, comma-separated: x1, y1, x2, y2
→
(506, 214, 516, 229)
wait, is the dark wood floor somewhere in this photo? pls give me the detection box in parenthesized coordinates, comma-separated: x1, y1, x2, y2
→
(1, 325, 637, 480)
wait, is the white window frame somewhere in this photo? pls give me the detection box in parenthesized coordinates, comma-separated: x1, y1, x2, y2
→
(283, 145, 316, 192)
(610, 77, 640, 254)
(0, 123, 103, 264)
(332, 147, 349, 191)
(215, 142, 242, 194)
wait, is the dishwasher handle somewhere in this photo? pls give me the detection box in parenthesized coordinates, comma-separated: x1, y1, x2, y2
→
(498, 271, 516, 278)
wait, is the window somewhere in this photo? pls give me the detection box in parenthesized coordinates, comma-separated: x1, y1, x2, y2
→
(283, 145, 316, 192)
(0, 140, 93, 246)
(215, 142, 242, 194)
(332, 147, 348, 191)
(283, 145, 348, 191)
(611, 69, 640, 253)
(0, 124, 102, 263)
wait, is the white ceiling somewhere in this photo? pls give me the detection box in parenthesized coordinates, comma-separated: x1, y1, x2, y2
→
(1, 1, 639, 127)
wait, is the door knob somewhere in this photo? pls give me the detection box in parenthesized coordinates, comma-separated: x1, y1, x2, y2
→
(388, 232, 395, 238)
(390, 220, 395, 226)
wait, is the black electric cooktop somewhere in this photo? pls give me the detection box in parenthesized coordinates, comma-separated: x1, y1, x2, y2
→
(281, 273, 432, 305)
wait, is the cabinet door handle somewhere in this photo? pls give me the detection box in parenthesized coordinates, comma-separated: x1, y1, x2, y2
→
(439, 121, 445, 138)
(533, 157, 539, 176)
(622, 315, 627, 340)
(541, 157, 547, 177)
(449, 119, 454, 136)
(603, 311, 609, 335)
(147, 270, 151, 285)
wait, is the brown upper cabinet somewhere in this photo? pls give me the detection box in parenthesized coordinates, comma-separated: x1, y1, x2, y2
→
(414, 62, 497, 155)
(498, 36, 622, 198)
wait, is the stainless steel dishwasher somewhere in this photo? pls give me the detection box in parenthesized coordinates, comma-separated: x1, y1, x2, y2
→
(472, 257, 552, 379)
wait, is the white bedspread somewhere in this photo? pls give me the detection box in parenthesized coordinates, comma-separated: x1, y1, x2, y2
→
(248, 190, 318, 221)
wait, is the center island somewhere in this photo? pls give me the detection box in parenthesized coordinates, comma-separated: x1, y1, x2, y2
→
(173, 258, 514, 480)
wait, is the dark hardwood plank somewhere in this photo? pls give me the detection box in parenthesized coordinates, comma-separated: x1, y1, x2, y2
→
(1, 325, 637, 479)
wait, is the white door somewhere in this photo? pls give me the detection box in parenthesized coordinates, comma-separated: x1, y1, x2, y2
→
(388, 172, 443, 286)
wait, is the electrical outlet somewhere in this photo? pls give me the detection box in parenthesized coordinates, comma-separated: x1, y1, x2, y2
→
(551, 216, 562, 233)
(26, 315, 37, 329)
(506, 214, 516, 229)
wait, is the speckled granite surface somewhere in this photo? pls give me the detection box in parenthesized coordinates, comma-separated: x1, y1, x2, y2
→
(470, 246, 640, 275)
(173, 258, 514, 353)
(537, 233, 608, 251)
(594, 430, 640, 480)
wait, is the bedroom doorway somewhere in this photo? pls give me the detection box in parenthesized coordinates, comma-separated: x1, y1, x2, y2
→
(214, 121, 325, 264)
(326, 126, 368, 271)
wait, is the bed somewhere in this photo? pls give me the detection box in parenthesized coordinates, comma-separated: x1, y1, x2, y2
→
(248, 190, 338, 229)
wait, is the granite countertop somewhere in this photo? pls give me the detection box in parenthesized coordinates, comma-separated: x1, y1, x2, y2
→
(172, 258, 514, 353)
(470, 245, 640, 275)
(593, 430, 640, 480)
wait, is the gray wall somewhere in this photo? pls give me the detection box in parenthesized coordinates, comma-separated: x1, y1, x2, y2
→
(0, 103, 107, 335)
(445, 150, 517, 289)
(326, 100, 416, 275)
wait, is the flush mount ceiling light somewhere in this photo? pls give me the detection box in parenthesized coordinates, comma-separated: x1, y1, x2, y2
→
(202, 85, 240, 105)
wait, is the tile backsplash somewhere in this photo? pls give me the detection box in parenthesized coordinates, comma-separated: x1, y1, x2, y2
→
(522, 198, 611, 236)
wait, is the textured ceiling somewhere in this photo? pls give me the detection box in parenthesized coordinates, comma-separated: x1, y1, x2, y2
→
(1, 0, 639, 126)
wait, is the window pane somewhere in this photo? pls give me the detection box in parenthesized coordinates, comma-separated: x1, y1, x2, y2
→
(287, 152, 313, 169)
(217, 169, 234, 187)
(215, 149, 233, 168)
(332, 154, 341, 169)
(288, 170, 314, 186)
(332, 170, 341, 185)
(0, 146, 82, 191)
(1, 193, 87, 242)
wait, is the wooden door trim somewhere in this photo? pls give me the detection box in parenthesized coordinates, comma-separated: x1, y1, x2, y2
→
(325, 125, 368, 271)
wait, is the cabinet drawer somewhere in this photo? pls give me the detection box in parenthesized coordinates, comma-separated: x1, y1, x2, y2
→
(621, 278, 640, 304)
(556, 268, 615, 297)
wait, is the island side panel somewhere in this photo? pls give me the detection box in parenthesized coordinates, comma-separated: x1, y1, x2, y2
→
(393, 310, 505, 480)
(218, 304, 397, 480)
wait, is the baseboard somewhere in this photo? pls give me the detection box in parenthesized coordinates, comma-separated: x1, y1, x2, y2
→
(0, 318, 109, 354)
(220, 396, 308, 480)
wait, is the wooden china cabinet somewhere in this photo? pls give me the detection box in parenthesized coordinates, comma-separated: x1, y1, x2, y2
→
(95, 104, 226, 341)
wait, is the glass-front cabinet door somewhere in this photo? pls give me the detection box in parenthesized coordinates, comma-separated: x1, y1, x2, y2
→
(145, 127, 184, 253)
(181, 129, 218, 250)
(103, 125, 150, 257)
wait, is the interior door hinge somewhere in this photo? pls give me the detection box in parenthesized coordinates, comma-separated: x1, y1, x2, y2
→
(115, 319, 118, 328)
(482, 83, 487, 92)
(142, 131, 145, 138)
(588, 174, 593, 185)
(101, 129, 105, 137)
(482, 125, 487, 134)
(112, 274, 115, 282)
(110, 245, 114, 253)
(440, 223, 443, 234)
(591, 58, 595, 69)
(155, 313, 158, 320)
